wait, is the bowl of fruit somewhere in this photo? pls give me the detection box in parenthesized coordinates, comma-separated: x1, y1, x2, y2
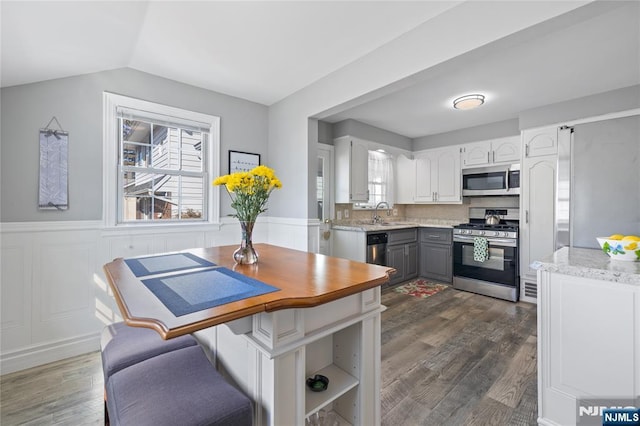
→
(596, 234, 640, 261)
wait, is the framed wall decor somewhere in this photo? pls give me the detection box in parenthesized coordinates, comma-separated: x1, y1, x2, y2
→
(229, 150, 260, 173)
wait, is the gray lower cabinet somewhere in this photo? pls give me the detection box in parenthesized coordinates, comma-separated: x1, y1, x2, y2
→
(386, 229, 418, 285)
(419, 228, 453, 283)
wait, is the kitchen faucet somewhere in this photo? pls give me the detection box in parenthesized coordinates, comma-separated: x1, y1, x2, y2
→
(372, 201, 391, 223)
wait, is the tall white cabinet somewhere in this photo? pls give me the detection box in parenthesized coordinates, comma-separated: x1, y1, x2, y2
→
(335, 136, 369, 203)
(519, 127, 558, 302)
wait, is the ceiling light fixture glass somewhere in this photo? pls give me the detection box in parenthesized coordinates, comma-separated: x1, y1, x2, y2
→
(453, 94, 485, 110)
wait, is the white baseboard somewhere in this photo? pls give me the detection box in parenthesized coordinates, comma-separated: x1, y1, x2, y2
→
(0, 332, 101, 375)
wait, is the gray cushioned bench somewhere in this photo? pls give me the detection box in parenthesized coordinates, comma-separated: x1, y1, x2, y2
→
(101, 323, 252, 426)
(101, 322, 198, 381)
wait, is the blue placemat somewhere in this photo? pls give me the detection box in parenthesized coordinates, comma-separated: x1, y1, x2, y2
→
(141, 267, 280, 316)
(124, 253, 216, 277)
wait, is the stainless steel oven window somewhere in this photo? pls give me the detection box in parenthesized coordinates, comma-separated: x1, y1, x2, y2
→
(460, 245, 506, 271)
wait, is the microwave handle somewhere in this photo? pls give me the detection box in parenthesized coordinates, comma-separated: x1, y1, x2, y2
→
(505, 169, 510, 191)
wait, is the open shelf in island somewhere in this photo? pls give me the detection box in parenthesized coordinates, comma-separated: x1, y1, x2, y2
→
(305, 363, 359, 418)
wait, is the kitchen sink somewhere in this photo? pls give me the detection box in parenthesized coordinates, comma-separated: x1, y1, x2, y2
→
(353, 220, 418, 227)
(355, 220, 395, 225)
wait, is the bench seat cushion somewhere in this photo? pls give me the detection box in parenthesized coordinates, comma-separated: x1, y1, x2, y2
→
(106, 345, 252, 426)
(101, 322, 197, 381)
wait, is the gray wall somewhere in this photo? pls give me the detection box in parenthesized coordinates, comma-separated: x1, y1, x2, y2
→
(519, 85, 640, 130)
(318, 120, 334, 145)
(0, 68, 268, 222)
(333, 119, 412, 151)
(413, 118, 520, 150)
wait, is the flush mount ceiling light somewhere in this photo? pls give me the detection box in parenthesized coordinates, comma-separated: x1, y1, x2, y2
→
(453, 94, 485, 110)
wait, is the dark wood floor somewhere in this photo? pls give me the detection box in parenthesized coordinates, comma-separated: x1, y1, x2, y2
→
(381, 284, 537, 426)
(0, 283, 537, 425)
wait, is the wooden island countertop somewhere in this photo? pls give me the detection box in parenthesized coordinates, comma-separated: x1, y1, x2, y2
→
(103, 243, 395, 339)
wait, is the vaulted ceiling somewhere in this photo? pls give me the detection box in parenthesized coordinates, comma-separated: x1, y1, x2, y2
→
(1, 1, 459, 105)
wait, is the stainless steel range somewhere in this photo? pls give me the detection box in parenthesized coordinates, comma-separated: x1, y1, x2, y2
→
(453, 208, 519, 302)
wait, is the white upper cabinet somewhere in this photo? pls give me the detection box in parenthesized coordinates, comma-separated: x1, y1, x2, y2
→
(395, 154, 416, 204)
(523, 128, 558, 158)
(434, 147, 462, 202)
(414, 146, 461, 203)
(415, 151, 435, 202)
(461, 140, 492, 167)
(461, 135, 521, 168)
(334, 136, 369, 203)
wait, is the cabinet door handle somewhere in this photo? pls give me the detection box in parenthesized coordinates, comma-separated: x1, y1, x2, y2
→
(525, 144, 530, 157)
(492, 150, 495, 163)
(526, 210, 529, 223)
(487, 151, 490, 163)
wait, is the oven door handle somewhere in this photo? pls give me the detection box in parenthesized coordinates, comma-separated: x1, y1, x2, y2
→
(453, 235, 517, 247)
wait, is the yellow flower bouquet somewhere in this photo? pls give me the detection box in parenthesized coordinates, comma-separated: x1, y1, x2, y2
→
(213, 165, 282, 263)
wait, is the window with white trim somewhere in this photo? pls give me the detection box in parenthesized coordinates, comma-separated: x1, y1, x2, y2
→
(103, 93, 220, 226)
(354, 150, 394, 209)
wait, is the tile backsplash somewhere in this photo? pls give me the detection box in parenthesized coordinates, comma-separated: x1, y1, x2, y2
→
(336, 196, 519, 223)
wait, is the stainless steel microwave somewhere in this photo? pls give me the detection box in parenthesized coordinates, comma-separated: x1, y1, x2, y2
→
(462, 164, 520, 196)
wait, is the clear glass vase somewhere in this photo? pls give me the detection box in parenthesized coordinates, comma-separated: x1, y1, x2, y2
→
(233, 221, 258, 264)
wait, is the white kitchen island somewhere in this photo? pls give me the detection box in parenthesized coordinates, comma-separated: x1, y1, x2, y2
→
(104, 244, 394, 426)
(535, 247, 640, 426)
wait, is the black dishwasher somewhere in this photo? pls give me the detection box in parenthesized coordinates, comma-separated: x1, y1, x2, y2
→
(366, 233, 388, 266)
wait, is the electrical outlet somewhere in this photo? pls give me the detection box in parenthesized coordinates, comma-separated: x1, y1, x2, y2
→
(393, 208, 398, 216)
(337, 210, 342, 220)
(344, 209, 349, 219)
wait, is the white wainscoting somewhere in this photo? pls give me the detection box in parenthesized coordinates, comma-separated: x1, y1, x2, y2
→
(0, 216, 314, 374)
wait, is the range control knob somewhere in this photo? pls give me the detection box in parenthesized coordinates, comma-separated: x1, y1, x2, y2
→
(480, 231, 485, 235)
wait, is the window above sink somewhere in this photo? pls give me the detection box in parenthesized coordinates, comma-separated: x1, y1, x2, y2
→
(353, 150, 394, 209)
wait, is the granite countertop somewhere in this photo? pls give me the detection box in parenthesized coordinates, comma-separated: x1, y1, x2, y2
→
(533, 246, 640, 286)
(331, 219, 459, 232)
